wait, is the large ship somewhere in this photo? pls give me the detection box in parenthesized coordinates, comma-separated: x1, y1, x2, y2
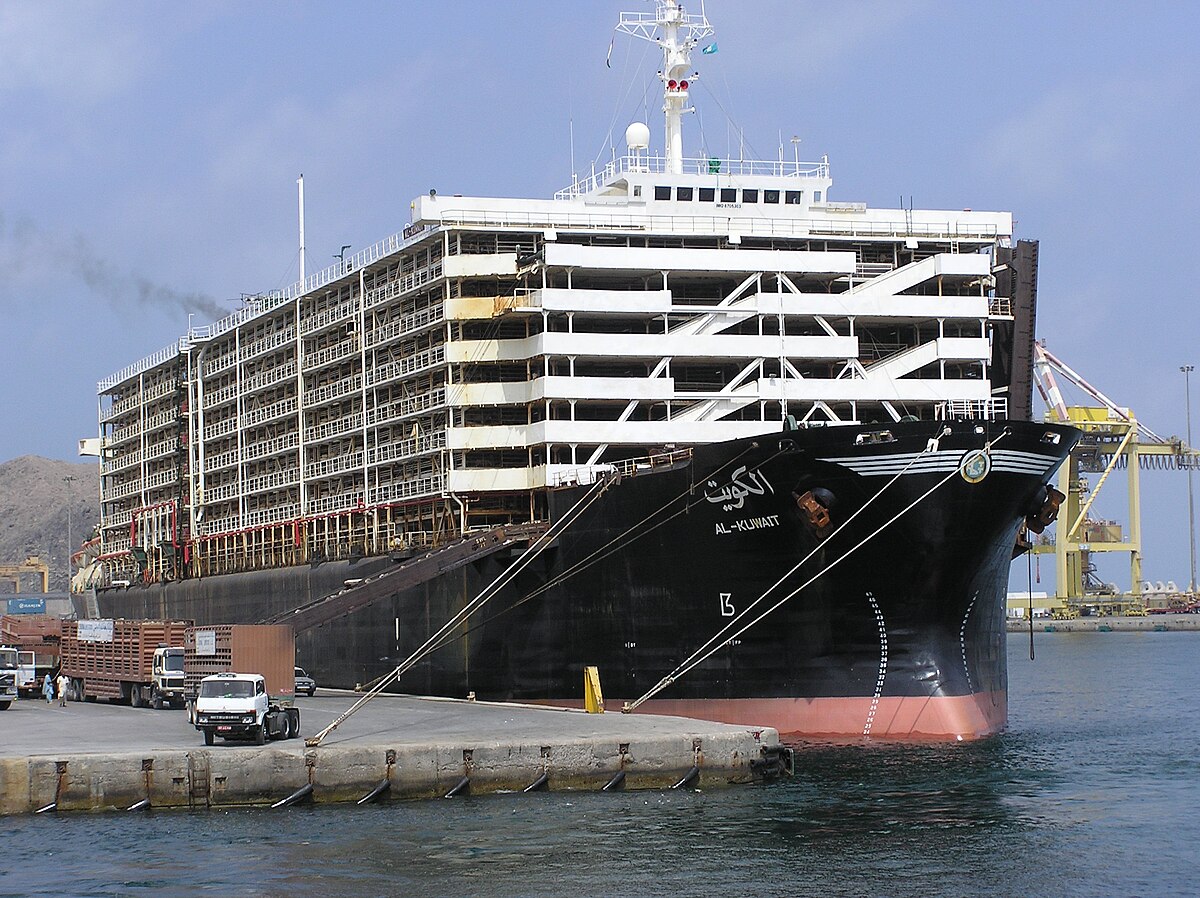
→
(80, 1, 1077, 739)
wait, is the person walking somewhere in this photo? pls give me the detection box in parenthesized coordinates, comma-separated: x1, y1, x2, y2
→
(42, 672, 53, 704)
(57, 672, 69, 707)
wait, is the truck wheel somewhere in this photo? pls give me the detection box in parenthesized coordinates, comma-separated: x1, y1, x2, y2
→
(255, 722, 266, 745)
(280, 714, 292, 740)
(130, 685, 143, 708)
(287, 707, 301, 739)
(203, 727, 214, 746)
(152, 693, 163, 711)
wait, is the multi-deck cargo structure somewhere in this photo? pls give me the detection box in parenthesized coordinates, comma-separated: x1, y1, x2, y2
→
(84, 1, 1076, 739)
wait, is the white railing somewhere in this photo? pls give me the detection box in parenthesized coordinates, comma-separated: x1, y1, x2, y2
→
(303, 374, 362, 409)
(300, 299, 358, 336)
(367, 346, 446, 388)
(102, 450, 141, 475)
(555, 154, 830, 199)
(308, 491, 366, 516)
(303, 338, 357, 371)
(936, 398, 1009, 421)
(305, 451, 365, 481)
(365, 262, 442, 310)
(367, 387, 446, 428)
(365, 305, 444, 349)
(368, 472, 445, 504)
(241, 326, 297, 362)
(305, 411, 363, 444)
(439, 207, 1000, 242)
(203, 361, 297, 409)
(368, 430, 446, 466)
(548, 447, 693, 487)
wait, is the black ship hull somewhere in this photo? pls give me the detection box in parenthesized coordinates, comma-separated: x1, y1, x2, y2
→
(99, 417, 1077, 740)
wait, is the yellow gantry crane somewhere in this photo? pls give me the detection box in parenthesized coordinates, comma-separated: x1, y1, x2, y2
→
(0, 556, 50, 594)
(1032, 344, 1198, 612)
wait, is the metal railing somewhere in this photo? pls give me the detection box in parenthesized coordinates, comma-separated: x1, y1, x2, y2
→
(555, 154, 830, 200)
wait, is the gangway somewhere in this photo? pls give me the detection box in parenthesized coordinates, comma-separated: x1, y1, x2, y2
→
(259, 522, 549, 634)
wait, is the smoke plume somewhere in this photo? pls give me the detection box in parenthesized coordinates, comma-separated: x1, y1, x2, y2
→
(1, 210, 226, 322)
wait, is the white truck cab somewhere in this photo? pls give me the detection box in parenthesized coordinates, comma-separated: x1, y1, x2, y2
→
(151, 646, 186, 709)
(193, 672, 299, 745)
(0, 647, 17, 710)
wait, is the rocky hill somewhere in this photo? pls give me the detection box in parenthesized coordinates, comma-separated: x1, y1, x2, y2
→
(0, 456, 99, 594)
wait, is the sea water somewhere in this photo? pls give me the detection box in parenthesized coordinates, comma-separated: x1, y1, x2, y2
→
(5, 631, 1197, 898)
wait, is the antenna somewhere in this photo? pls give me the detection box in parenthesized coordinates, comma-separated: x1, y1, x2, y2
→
(297, 174, 306, 285)
(615, 0, 713, 175)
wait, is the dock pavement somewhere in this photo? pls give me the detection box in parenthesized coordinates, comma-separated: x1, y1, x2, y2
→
(0, 690, 785, 815)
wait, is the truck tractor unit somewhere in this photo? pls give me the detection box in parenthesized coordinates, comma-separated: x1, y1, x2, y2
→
(184, 624, 300, 745)
(60, 619, 191, 708)
(193, 672, 301, 745)
(0, 646, 18, 709)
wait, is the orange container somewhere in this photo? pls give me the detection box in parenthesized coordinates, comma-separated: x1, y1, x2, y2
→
(184, 625, 296, 702)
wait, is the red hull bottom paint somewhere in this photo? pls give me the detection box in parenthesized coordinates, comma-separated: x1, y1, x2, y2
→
(534, 690, 1008, 741)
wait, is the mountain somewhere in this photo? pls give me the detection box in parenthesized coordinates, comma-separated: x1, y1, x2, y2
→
(0, 456, 99, 594)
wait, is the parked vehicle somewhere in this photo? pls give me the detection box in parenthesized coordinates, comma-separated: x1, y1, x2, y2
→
(0, 646, 17, 709)
(184, 625, 300, 744)
(193, 672, 301, 745)
(294, 666, 316, 697)
(60, 619, 191, 708)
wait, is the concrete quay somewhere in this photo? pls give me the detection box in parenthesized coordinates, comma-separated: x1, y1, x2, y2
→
(1006, 614, 1200, 633)
(0, 691, 784, 815)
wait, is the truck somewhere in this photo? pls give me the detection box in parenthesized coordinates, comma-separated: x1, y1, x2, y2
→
(0, 646, 18, 709)
(60, 619, 192, 708)
(1, 614, 62, 695)
(184, 624, 300, 745)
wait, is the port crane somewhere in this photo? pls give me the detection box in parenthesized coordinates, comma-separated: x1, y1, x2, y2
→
(1031, 344, 1198, 611)
(0, 556, 50, 594)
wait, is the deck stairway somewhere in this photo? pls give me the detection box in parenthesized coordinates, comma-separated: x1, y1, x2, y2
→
(258, 522, 550, 634)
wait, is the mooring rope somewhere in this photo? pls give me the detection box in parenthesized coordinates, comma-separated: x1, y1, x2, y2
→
(625, 428, 1008, 712)
(424, 443, 779, 650)
(305, 473, 613, 745)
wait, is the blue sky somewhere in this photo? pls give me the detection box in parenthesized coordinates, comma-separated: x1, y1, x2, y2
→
(2, 1, 1198, 588)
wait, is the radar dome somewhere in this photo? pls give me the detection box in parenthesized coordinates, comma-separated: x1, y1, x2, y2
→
(625, 122, 650, 151)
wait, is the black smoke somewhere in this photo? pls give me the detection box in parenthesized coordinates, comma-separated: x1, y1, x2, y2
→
(1, 210, 225, 322)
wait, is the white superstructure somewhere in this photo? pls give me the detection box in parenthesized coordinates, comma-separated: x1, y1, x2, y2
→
(88, 1, 1017, 588)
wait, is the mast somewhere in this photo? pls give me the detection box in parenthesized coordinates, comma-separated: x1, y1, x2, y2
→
(616, 0, 713, 176)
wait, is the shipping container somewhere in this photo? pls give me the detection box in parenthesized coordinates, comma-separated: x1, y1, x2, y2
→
(184, 625, 296, 704)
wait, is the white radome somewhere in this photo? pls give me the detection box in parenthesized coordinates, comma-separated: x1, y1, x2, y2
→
(625, 121, 650, 150)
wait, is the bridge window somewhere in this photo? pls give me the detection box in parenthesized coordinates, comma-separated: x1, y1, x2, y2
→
(742, 189, 758, 203)
(699, 187, 715, 202)
(785, 190, 803, 204)
(764, 190, 780, 204)
(654, 186, 671, 200)
(720, 188, 737, 203)
(813, 190, 822, 203)
(676, 187, 693, 201)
